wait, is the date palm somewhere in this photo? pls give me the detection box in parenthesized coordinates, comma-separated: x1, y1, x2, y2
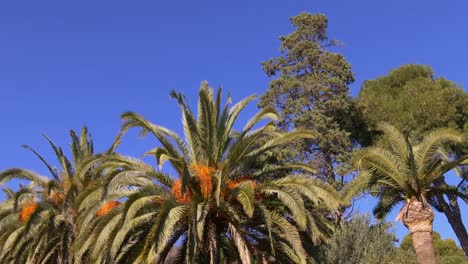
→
(78, 83, 340, 264)
(344, 124, 467, 264)
(0, 185, 37, 262)
(0, 127, 118, 264)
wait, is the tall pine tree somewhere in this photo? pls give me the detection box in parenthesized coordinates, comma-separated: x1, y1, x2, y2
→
(259, 13, 361, 186)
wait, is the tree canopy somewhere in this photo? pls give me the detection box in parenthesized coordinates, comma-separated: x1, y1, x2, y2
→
(259, 12, 361, 184)
(73, 84, 341, 263)
(357, 64, 468, 144)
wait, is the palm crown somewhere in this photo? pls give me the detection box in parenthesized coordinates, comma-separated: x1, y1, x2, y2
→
(0, 128, 117, 264)
(77, 83, 341, 264)
(344, 123, 467, 220)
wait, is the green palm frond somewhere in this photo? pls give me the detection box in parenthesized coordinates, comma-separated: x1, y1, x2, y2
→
(355, 147, 409, 188)
(0, 127, 123, 264)
(0, 168, 49, 187)
(91, 83, 338, 263)
(233, 181, 255, 218)
(377, 123, 412, 163)
(415, 128, 464, 178)
(0, 83, 345, 263)
(373, 190, 404, 220)
(347, 123, 466, 220)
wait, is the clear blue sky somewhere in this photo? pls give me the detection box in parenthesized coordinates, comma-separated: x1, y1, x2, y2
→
(1, 0, 467, 245)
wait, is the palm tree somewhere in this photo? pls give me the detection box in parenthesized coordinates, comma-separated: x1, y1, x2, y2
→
(78, 83, 341, 263)
(0, 185, 37, 262)
(0, 127, 118, 264)
(344, 124, 467, 264)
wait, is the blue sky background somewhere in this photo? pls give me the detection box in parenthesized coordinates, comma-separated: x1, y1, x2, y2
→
(1, 0, 467, 245)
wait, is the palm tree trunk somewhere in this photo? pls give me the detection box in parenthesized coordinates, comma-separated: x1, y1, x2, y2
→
(410, 231, 437, 264)
(402, 200, 437, 264)
(208, 221, 218, 264)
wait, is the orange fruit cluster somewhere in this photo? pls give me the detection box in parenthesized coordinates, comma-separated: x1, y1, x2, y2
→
(19, 202, 38, 222)
(171, 179, 191, 203)
(226, 177, 256, 190)
(191, 164, 216, 198)
(226, 179, 242, 190)
(96, 200, 121, 216)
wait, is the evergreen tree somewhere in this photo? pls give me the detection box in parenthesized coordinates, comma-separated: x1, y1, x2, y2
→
(357, 64, 467, 144)
(259, 13, 361, 186)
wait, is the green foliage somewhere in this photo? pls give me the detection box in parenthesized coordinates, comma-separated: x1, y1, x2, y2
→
(344, 123, 467, 219)
(357, 64, 468, 255)
(319, 214, 398, 264)
(357, 64, 468, 144)
(344, 124, 467, 263)
(0, 127, 117, 264)
(74, 83, 340, 264)
(398, 232, 467, 264)
(259, 12, 362, 183)
(0, 84, 341, 264)
(0, 20, 465, 262)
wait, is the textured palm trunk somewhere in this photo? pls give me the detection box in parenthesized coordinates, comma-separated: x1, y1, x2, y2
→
(208, 221, 219, 264)
(402, 200, 436, 264)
